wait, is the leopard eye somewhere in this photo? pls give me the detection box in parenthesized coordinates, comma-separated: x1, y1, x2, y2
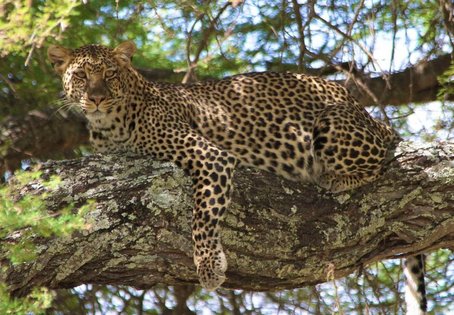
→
(74, 69, 86, 79)
(105, 68, 116, 78)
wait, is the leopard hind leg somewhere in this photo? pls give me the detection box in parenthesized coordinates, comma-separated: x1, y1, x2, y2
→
(312, 104, 389, 192)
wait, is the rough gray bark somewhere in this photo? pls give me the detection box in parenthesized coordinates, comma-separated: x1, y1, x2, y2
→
(2, 142, 454, 297)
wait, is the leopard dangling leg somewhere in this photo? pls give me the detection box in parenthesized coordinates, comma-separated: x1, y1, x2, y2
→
(404, 254, 427, 315)
(169, 127, 237, 290)
(190, 147, 237, 291)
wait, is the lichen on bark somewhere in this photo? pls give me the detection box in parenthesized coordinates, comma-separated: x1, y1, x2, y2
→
(1, 141, 453, 296)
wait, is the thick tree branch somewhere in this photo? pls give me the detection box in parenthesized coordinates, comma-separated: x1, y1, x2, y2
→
(344, 54, 453, 106)
(2, 142, 453, 296)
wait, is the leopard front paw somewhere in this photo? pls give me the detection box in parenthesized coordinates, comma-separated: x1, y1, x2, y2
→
(316, 174, 348, 193)
(194, 250, 227, 291)
(316, 174, 335, 191)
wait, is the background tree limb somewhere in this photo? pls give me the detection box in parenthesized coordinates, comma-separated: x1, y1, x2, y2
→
(140, 53, 453, 107)
(0, 109, 88, 175)
(266, 53, 453, 106)
(2, 141, 453, 297)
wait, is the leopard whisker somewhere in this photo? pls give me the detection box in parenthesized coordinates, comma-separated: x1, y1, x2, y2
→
(51, 98, 81, 117)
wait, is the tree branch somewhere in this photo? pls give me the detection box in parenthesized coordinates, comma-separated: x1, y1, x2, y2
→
(2, 142, 453, 297)
(267, 54, 453, 106)
(439, 0, 454, 40)
(182, 2, 232, 84)
(344, 54, 453, 106)
(0, 108, 89, 175)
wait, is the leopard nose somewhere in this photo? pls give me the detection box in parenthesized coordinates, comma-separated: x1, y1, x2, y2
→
(89, 95, 106, 105)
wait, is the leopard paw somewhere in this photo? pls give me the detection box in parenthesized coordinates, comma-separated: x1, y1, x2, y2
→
(316, 174, 336, 191)
(195, 250, 227, 291)
(316, 174, 351, 193)
(317, 173, 378, 193)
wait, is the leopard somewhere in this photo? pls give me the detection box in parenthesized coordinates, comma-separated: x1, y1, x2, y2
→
(47, 41, 426, 312)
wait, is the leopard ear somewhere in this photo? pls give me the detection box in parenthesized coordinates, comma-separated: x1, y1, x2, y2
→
(113, 41, 136, 66)
(48, 45, 73, 76)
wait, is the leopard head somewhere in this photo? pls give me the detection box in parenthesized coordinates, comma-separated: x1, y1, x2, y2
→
(48, 41, 136, 118)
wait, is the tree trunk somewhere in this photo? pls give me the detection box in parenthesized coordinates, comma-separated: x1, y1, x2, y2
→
(2, 142, 454, 297)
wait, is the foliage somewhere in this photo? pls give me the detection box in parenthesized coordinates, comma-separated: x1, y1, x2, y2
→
(0, 169, 92, 313)
(1, 170, 91, 263)
(0, 284, 52, 315)
(438, 61, 454, 99)
(0, 0, 79, 57)
(0, 0, 81, 115)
